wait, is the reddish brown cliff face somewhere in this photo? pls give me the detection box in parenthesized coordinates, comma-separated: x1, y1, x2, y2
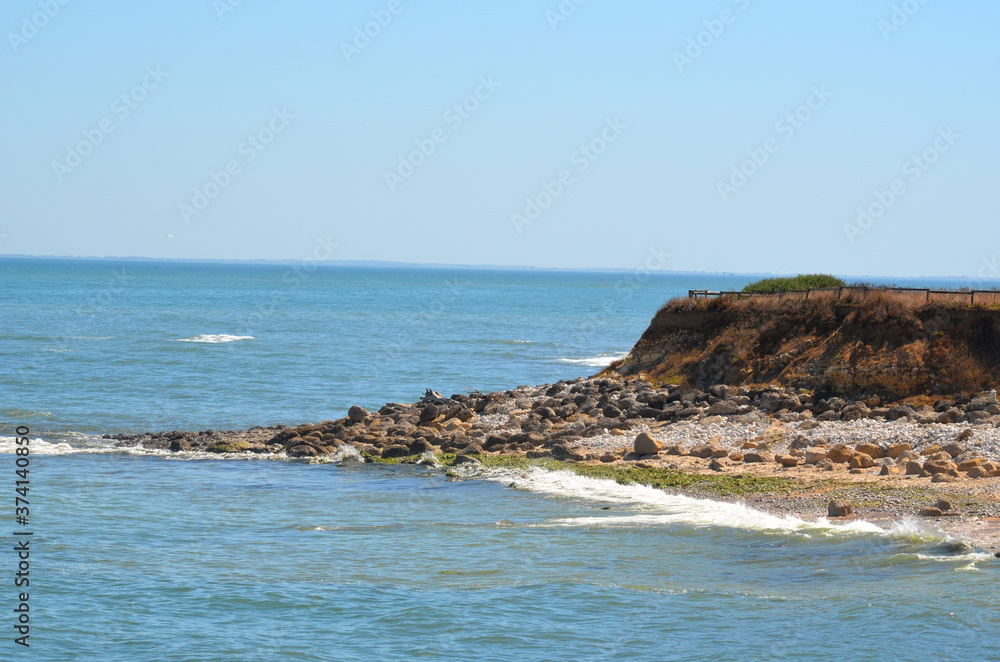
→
(610, 294, 1000, 399)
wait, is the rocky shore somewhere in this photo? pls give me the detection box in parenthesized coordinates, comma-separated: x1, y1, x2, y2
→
(106, 377, 1000, 552)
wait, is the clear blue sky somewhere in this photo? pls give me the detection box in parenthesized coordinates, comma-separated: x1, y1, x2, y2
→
(2, 1, 998, 278)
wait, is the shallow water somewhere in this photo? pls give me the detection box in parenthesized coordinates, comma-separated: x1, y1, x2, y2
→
(30, 454, 1000, 660)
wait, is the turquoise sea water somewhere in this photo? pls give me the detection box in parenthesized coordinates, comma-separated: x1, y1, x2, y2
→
(2, 259, 999, 660)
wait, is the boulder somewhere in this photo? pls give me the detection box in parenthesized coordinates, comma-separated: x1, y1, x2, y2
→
(710, 447, 730, 458)
(381, 444, 411, 459)
(776, 454, 799, 467)
(919, 506, 943, 517)
(663, 444, 690, 456)
(878, 464, 901, 476)
(707, 400, 740, 416)
(920, 444, 941, 456)
(419, 405, 440, 424)
(955, 428, 974, 443)
(854, 443, 886, 459)
(940, 443, 965, 458)
(169, 439, 192, 452)
(931, 473, 957, 483)
(967, 465, 991, 479)
(904, 460, 925, 475)
(408, 439, 435, 455)
(633, 432, 663, 456)
(805, 447, 828, 464)
(828, 500, 853, 517)
(728, 451, 744, 462)
(886, 442, 912, 459)
(827, 445, 855, 463)
(348, 405, 369, 424)
(934, 498, 953, 512)
(288, 444, 318, 458)
(689, 445, 716, 459)
(709, 458, 726, 471)
(849, 453, 874, 469)
(453, 454, 481, 466)
(957, 457, 985, 472)
(923, 459, 956, 475)
(743, 451, 771, 463)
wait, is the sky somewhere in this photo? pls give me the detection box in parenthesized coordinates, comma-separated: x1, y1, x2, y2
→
(2, 1, 998, 278)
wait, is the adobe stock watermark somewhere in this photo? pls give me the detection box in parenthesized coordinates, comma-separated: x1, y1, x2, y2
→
(74, 268, 134, 315)
(7, 0, 71, 54)
(672, 0, 751, 73)
(878, 0, 930, 40)
(511, 117, 627, 234)
(967, 256, 1000, 291)
(51, 66, 167, 183)
(716, 85, 832, 201)
(340, 0, 404, 63)
(241, 235, 339, 335)
(546, 0, 586, 31)
(213, 0, 247, 21)
(178, 107, 294, 224)
(843, 126, 958, 243)
(384, 76, 501, 192)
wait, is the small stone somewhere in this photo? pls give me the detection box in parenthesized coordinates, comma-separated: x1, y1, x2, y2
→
(904, 460, 925, 475)
(920, 444, 941, 456)
(931, 473, 957, 483)
(709, 458, 725, 472)
(169, 439, 191, 452)
(689, 445, 716, 459)
(879, 464, 901, 476)
(828, 500, 853, 517)
(817, 459, 834, 471)
(728, 451, 744, 462)
(743, 451, 771, 463)
(453, 454, 481, 466)
(933, 498, 953, 511)
(663, 444, 690, 456)
(919, 506, 943, 517)
(633, 432, 663, 456)
(599, 453, 617, 463)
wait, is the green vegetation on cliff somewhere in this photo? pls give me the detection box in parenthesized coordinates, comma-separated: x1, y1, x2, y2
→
(742, 274, 845, 293)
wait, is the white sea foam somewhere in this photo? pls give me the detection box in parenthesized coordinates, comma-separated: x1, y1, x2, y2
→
(176, 334, 254, 344)
(556, 353, 627, 367)
(464, 466, 900, 538)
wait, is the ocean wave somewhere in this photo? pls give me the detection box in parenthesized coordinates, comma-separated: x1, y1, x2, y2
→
(464, 466, 891, 538)
(556, 353, 627, 367)
(175, 334, 255, 344)
(491, 339, 535, 344)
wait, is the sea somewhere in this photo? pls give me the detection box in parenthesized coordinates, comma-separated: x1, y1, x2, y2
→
(1, 258, 998, 660)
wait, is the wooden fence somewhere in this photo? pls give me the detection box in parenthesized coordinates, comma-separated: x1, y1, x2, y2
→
(688, 286, 1000, 306)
